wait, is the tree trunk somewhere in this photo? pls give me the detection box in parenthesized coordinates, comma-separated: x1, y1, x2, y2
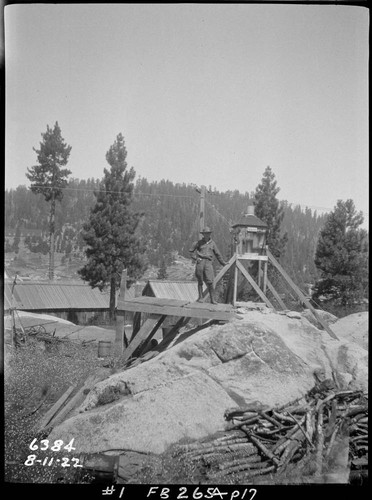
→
(48, 194, 56, 281)
(109, 275, 116, 322)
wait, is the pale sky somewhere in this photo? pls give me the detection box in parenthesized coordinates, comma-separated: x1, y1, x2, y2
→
(4, 3, 369, 220)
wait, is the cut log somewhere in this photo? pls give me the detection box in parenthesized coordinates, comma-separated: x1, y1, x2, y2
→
(245, 432, 280, 466)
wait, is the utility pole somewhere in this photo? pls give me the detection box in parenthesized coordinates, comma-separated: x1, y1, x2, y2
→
(48, 191, 56, 281)
(199, 185, 206, 232)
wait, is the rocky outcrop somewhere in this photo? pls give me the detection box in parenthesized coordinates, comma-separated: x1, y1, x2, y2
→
(48, 309, 368, 455)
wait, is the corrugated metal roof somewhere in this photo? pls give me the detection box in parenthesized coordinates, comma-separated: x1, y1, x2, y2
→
(4, 281, 112, 311)
(143, 280, 198, 302)
(232, 213, 267, 228)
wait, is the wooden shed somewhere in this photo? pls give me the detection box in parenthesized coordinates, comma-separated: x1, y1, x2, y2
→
(141, 279, 199, 338)
(4, 280, 116, 325)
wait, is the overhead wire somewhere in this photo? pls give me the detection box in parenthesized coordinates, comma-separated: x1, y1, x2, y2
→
(15, 184, 369, 217)
(24, 184, 197, 198)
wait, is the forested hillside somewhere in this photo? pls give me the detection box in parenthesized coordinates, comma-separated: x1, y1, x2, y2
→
(5, 177, 327, 285)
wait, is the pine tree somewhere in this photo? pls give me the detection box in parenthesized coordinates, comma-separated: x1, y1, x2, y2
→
(245, 166, 289, 303)
(157, 258, 168, 279)
(313, 199, 368, 310)
(254, 166, 288, 259)
(12, 225, 21, 253)
(26, 122, 72, 279)
(78, 133, 147, 320)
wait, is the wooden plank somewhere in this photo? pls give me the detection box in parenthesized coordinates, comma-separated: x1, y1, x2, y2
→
(35, 385, 75, 432)
(236, 259, 274, 309)
(115, 269, 127, 354)
(47, 374, 97, 429)
(121, 315, 166, 364)
(236, 254, 268, 261)
(266, 279, 286, 310)
(186, 301, 233, 311)
(121, 299, 234, 321)
(266, 248, 339, 340)
(125, 297, 190, 308)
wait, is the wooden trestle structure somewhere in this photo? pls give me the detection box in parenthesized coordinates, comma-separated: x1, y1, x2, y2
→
(115, 244, 338, 364)
(116, 295, 237, 364)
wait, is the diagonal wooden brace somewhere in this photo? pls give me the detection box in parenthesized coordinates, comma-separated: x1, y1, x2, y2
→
(121, 314, 166, 364)
(235, 259, 274, 309)
(266, 278, 286, 310)
(266, 248, 338, 340)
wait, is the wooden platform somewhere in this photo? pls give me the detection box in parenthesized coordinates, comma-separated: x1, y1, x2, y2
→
(119, 296, 236, 321)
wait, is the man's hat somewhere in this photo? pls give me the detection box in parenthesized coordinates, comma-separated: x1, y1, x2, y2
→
(200, 226, 212, 233)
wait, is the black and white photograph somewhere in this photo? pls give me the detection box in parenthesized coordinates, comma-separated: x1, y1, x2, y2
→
(3, 1, 369, 493)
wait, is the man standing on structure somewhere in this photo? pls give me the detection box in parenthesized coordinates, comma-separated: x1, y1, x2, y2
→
(189, 227, 227, 304)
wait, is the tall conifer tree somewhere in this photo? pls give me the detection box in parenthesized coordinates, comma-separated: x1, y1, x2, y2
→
(78, 133, 147, 319)
(26, 122, 72, 280)
(313, 199, 368, 309)
(254, 166, 288, 259)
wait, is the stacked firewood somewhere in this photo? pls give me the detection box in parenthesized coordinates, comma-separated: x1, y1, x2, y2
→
(174, 389, 368, 482)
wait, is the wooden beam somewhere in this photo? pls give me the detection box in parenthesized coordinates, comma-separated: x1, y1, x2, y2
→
(235, 259, 274, 309)
(258, 260, 262, 289)
(36, 385, 75, 432)
(121, 299, 234, 321)
(47, 374, 97, 428)
(266, 248, 339, 340)
(121, 314, 166, 365)
(233, 264, 238, 306)
(115, 269, 127, 354)
(263, 260, 268, 294)
(266, 279, 286, 310)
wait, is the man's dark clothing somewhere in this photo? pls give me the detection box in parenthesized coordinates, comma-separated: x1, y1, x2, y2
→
(189, 238, 226, 286)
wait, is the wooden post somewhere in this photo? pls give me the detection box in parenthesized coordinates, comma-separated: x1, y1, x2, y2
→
(48, 193, 56, 281)
(258, 260, 262, 289)
(233, 264, 238, 306)
(266, 248, 339, 340)
(263, 260, 268, 294)
(131, 283, 143, 339)
(115, 269, 127, 354)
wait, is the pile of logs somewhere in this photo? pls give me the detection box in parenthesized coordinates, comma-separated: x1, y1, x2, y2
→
(174, 388, 368, 483)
